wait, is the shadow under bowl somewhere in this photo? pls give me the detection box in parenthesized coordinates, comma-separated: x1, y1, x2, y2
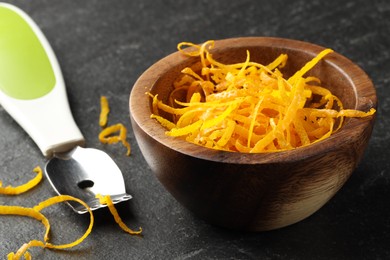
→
(129, 37, 377, 231)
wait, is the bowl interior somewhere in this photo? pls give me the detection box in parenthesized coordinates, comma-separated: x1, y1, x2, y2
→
(131, 37, 377, 164)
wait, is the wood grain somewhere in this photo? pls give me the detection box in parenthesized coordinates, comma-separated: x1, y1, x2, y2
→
(129, 37, 377, 231)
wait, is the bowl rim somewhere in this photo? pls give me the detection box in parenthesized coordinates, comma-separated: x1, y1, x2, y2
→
(129, 37, 377, 164)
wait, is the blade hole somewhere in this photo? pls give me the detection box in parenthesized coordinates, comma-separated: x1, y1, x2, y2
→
(77, 179, 94, 189)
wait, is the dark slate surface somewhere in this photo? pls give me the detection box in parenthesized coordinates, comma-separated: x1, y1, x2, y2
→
(0, 0, 389, 259)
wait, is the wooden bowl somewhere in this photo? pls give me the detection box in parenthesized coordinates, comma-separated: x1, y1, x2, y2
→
(129, 37, 377, 231)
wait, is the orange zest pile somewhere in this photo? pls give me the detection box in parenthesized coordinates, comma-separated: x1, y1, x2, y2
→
(149, 40, 376, 153)
(98, 96, 131, 156)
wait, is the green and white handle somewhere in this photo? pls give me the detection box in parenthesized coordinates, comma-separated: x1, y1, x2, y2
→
(0, 3, 84, 157)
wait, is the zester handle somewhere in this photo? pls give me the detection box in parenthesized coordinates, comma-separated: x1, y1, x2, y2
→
(0, 3, 85, 157)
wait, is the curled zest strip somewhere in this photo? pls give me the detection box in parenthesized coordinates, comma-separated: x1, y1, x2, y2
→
(0, 167, 43, 195)
(96, 194, 142, 236)
(98, 96, 131, 156)
(0, 205, 50, 243)
(33, 195, 94, 250)
(4, 195, 94, 259)
(99, 123, 131, 156)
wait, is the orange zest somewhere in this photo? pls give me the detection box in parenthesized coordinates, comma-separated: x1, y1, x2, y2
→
(99, 123, 131, 156)
(8, 240, 43, 260)
(0, 205, 50, 242)
(98, 96, 131, 156)
(149, 40, 376, 153)
(0, 167, 43, 195)
(33, 195, 94, 250)
(96, 194, 142, 236)
(3, 195, 94, 259)
(99, 96, 110, 128)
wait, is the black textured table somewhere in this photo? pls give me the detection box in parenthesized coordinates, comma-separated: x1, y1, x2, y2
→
(1, 0, 389, 259)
